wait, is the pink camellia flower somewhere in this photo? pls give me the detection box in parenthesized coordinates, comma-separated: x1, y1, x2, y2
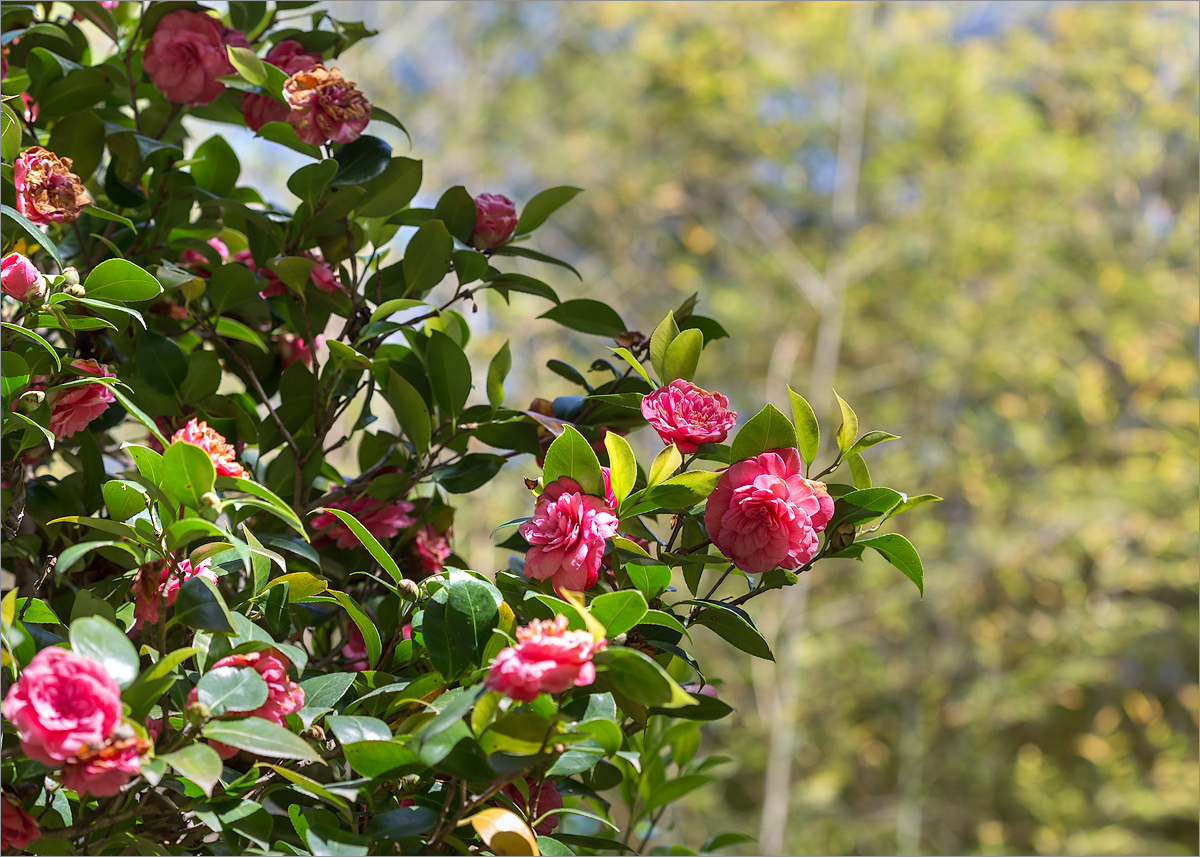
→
(222, 27, 251, 50)
(278, 332, 324, 369)
(131, 557, 217, 630)
(413, 525, 451, 576)
(342, 625, 368, 671)
(519, 477, 618, 593)
(187, 650, 304, 760)
(1, 253, 45, 302)
(242, 40, 324, 132)
(179, 236, 230, 271)
(312, 493, 416, 550)
(1, 794, 40, 852)
(257, 250, 342, 298)
(703, 447, 834, 574)
(640, 380, 737, 454)
(99, 1, 120, 8)
(599, 466, 617, 508)
(282, 64, 370, 145)
(2, 647, 123, 766)
(47, 359, 116, 441)
(171, 419, 248, 479)
(14, 147, 92, 225)
(60, 730, 150, 797)
(484, 615, 606, 703)
(681, 682, 720, 699)
(142, 10, 234, 105)
(19, 92, 36, 123)
(470, 193, 517, 250)
(501, 777, 563, 835)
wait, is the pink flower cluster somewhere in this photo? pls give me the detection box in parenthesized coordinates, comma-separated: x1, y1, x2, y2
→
(1, 252, 45, 302)
(256, 250, 342, 298)
(188, 650, 305, 759)
(132, 557, 217, 630)
(46, 359, 116, 441)
(704, 448, 834, 573)
(143, 11, 238, 106)
(1, 794, 40, 851)
(180, 236, 230, 272)
(471, 193, 518, 250)
(519, 477, 619, 593)
(313, 493, 416, 550)
(242, 40, 323, 131)
(3, 647, 148, 797)
(278, 332, 324, 369)
(640, 380, 737, 453)
(501, 777, 563, 835)
(413, 525, 452, 576)
(485, 615, 606, 703)
(171, 418, 248, 479)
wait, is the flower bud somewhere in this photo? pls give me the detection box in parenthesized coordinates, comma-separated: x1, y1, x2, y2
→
(61, 266, 79, 285)
(470, 193, 517, 250)
(16, 389, 45, 413)
(201, 491, 221, 507)
(64, 284, 86, 299)
(397, 578, 421, 602)
(831, 522, 857, 552)
(1, 252, 47, 303)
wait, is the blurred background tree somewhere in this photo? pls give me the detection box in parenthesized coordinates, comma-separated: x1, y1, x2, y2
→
(223, 1, 1199, 853)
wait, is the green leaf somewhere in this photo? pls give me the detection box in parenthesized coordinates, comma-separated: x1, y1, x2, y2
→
(603, 431, 637, 505)
(828, 487, 905, 530)
(287, 158, 338, 210)
(366, 806, 438, 842)
(216, 476, 306, 535)
(69, 615, 140, 687)
(2, 204, 62, 269)
(301, 672, 357, 712)
(192, 134, 241, 197)
(489, 245, 581, 279)
(432, 453, 507, 494)
(46, 108, 104, 179)
(453, 249, 489, 286)
(847, 451, 871, 489)
(686, 600, 774, 661)
(332, 135, 392, 186)
(646, 443, 682, 490)
(310, 507, 404, 585)
(162, 439, 216, 508)
(214, 317, 268, 352)
(426, 330, 472, 420)
(515, 186, 583, 234)
(588, 590, 647, 637)
(858, 533, 924, 596)
(648, 311, 680, 382)
(539, 300, 626, 337)
(160, 744, 222, 797)
(1, 323, 60, 372)
(403, 219, 453, 295)
(196, 665, 269, 716)
(647, 470, 720, 509)
(83, 258, 163, 303)
(172, 576, 235, 634)
(479, 710, 554, 755)
(265, 256, 314, 296)
(358, 156, 422, 219)
(0, 102, 20, 163)
(624, 559, 672, 600)
(662, 328, 703, 384)
(847, 430, 900, 458)
(37, 67, 113, 119)
(342, 740, 420, 778)
(730, 403, 798, 462)
(888, 493, 943, 518)
(644, 774, 716, 810)
(207, 261, 259, 311)
(593, 648, 696, 709)
(136, 330, 188, 396)
(833, 389, 858, 455)
(268, 765, 350, 809)
(103, 480, 149, 521)
(384, 369, 431, 457)
(608, 347, 654, 387)
(787, 386, 820, 469)
(486, 340, 511, 411)
(226, 45, 268, 85)
(434, 185, 477, 243)
(543, 425, 604, 496)
(54, 540, 141, 576)
(327, 715, 391, 745)
(202, 717, 322, 761)
(421, 578, 501, 679)
(328, 589, 382, 669)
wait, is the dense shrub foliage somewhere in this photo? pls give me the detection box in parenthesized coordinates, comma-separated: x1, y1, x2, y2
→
(0, 3, 929, 854)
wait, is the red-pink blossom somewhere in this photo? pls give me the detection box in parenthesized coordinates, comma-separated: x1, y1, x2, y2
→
(704, 448, 834, 573)
(180, 236, 230, 271)
(132, 557, 217, 630)
(342, 625, 368, 671)
(413, 525, 451, 576)
(278, 332, 324, 369)
(142, 10, 234, 105)
(2, 647, 122, 766)
(171, 419, 248, 479)
(14, 146, 92, 225)
(471, 193, 517, 249)
(257, 250, 342, 298)
(241, 40, 323, 131)
(1, 795, 40, 852)
(484, 615, 606, 703)
(313, 494, 416, 550)
(519, 477, 618, 593)
(188, 650, 304, 759)
(2, 252, 44, 302)
(501, 778, 563, 835)
(283, 65, 370, 145)
(60, 733, 149, 797)
(47, 359, 116, 441)
(640, 380, 736, 453)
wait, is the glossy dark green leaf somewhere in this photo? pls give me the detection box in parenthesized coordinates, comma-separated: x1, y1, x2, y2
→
(202, 717, 321, 761)
(685, 600, 774, 660)
(286, 158, 338, 210)
(542, 425, 603, 495)
(160, 744, 222, 797)
(172, 576, 235, 634)
(588, 590, 647, 637)
(383, 369, 431, 456)
(196, 665, 269, 716)
(83, 258, 162, 303)
(858, 533, 924, 596)
(332, 134, 392, 186)
(366, 806, 438, 841)
(426, 330, 472, 419)
(69, 615, 139, 687)
(514, 186, 583, 234)
(730, 403, 798, 462)
(434, 185, 477, 243)
(136, 331, 188, 396)
(403, 219, 453, 295)
(539, 300, 626, 337)
(787, 386, 820, 469)
(192, 134, 241, 197)
(358, 156, 422, 218)
(592, 648, 696, 709)
(161, 440, 216, 508)
(421, 578, 501, 679)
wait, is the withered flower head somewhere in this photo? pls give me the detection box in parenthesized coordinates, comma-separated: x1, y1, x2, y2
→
(282, 64, 371, 146)
(13, 147, 92, 225)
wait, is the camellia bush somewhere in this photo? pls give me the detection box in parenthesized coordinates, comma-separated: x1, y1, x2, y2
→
(0, 3, 934, 855)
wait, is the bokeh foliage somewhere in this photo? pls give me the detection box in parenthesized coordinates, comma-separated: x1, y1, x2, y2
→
(314, 1, 1199, 854)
